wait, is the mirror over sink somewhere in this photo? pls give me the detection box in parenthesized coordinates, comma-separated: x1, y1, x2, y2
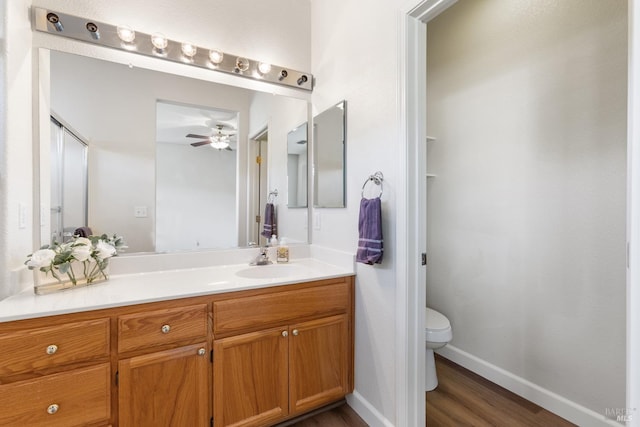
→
(39, 49, 310, 255)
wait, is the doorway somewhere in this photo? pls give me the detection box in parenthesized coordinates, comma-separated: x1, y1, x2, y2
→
(249, 127, 269, 246)
(403, 0, 640, 426)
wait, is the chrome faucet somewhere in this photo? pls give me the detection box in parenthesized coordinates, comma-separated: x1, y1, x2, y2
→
(250, 246, 272, 266)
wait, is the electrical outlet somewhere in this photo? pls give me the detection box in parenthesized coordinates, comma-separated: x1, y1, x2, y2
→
(134, 206, 148, 218)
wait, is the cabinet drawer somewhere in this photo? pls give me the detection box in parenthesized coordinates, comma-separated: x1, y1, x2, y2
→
(0, 363, 111, 426)
(213, 281, 349, 335)
(0, 319, 110, 376)
(118, 304, 207, 353)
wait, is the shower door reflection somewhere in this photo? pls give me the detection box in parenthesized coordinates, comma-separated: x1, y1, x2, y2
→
(50, 116, 88, 244)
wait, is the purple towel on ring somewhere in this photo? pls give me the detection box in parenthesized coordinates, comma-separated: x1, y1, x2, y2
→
(357, 197, 383, 265)
(261, 203, 277, 238)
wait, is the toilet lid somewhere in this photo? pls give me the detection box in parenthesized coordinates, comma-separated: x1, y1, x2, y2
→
(426, 307, 450, 331)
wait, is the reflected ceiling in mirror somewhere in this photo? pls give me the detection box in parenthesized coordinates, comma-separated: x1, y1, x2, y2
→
(41, 49, 310, 254)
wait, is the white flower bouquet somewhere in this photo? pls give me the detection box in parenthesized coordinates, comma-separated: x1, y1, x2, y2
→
(26, 234, 126, 294)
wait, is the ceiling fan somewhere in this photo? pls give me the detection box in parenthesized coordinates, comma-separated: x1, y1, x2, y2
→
(186, 124, 237, 151)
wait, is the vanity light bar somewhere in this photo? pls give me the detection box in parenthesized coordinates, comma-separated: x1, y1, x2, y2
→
(32, 8, 314, 91)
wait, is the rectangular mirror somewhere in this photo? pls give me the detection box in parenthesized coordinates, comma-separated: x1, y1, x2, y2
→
(313, 100, 346, 208)
(287, 123, 308, 208)
(39, 49, 310, 254)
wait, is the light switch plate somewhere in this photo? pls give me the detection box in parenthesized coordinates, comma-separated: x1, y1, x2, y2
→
(134, 206, 148, 218)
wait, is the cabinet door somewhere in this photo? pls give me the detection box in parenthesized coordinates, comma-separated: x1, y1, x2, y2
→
(213, 327, 288, 427)
(118, 343, 209, 427)
(289, 314, 349, 415)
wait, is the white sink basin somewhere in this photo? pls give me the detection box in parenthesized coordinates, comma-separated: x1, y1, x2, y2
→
(235, 264, 306, 279)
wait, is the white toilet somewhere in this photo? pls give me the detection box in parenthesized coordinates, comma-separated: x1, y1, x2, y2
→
(425, 307, 452, 391)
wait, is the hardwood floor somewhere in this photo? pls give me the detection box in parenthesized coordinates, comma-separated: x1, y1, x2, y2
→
(278, 401, 368, 427)
(279, 353, 577, 427)
(427, 354, 576, 426)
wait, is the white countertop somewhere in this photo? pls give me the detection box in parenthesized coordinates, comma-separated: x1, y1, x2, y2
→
(0, 258, 354, 323)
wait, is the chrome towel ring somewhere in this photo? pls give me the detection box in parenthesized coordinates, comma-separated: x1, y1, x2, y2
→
(361, 171, 384, 199)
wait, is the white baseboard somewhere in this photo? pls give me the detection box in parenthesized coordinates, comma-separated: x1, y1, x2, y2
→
(347, 391, 395, 427)
(437, 345, 622, 427)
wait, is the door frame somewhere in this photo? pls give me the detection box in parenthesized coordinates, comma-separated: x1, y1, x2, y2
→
(399, 0, 640, 425)
(397, 1, 456, 426)
(627, 1, 640, 425)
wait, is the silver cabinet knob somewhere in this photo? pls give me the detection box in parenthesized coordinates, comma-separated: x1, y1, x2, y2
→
(46, 345, 58, 355)
(198, 348, 206, 356)
(161, 324, 171, 334)
(281, 330, 288, 337)
(292, 329, 299, 336)
(47, 404, 59, 415)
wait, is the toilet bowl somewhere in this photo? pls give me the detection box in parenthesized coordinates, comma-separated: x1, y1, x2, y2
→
(425, 307, 452, 391)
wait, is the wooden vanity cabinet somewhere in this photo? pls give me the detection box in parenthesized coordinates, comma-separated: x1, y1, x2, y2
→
(118, 343, 210, 426)
(213, 327, 289, 427)
(116, 304, 210, 427)
(0, 275, 354, 427)
(288, 314, 350, 415)
(212, 277, 354, 427)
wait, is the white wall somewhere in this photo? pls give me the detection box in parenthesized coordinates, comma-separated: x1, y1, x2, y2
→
(156, 143, 237, 252)
(311, 0, 402, 424)
(427, 0, 627, 416)
(0, 0, 35, 298)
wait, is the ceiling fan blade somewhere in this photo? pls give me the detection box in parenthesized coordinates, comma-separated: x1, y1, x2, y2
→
(186, 133, 210, 139)
(225, 146, 233, 151)
(190, 140, 211, 147)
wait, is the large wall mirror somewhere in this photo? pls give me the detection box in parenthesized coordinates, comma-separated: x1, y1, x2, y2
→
(39, 49, 310, 254)
(313, 101, 346, 208)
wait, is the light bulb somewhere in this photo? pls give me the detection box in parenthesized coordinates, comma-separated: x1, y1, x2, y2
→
(235, 57, 250, 72)
(209, 50, 224, 64)
(181, 42, 197, 58)
(116, 25, 136, 43)
(258, 62, 272, 75)
(151, 33, 168, 50)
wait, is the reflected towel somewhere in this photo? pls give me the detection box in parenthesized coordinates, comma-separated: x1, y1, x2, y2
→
(261, 203, 277, 238)
(356, 197, 383, 265)
(74, 227, 93, 238)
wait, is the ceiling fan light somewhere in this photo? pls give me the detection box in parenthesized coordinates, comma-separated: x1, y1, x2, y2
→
(209, 50, 224, 65)
(210, 141, 229, 150)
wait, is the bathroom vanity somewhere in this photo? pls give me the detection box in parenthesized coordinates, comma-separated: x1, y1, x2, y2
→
(0, 260, 354, 427)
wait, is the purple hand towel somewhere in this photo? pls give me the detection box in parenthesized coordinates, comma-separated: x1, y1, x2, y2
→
(357, 197, 383, 265)
(261, 203, 277, 238)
